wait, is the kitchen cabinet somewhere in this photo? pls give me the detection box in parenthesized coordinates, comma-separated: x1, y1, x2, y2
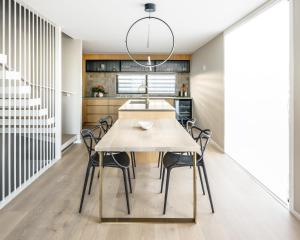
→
(83, 98, 127, 125)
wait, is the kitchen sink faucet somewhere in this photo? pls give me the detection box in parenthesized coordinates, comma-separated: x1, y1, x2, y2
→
(138, 83, 150, 107)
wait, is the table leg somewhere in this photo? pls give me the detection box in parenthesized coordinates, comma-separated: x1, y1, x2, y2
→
(97, 151, 196, 223)
(99, 152, 103, 223)
(193, 152, 197, 223)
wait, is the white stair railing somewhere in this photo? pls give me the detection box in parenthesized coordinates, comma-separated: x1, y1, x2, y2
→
(0, 0, 59, 209)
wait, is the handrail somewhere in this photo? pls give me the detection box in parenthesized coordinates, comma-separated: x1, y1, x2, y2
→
(62, 90, 75, 96)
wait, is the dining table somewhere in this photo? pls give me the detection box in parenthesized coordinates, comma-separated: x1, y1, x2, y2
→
(95, 118, 200, 223)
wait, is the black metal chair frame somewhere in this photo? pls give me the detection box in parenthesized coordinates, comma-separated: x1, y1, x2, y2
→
(79, 128, 133, 214)
(157, 118, 196, 179)
(98, 116, 136, 179)
(98, 116, 113, 134)
(160, 126, 214, 214)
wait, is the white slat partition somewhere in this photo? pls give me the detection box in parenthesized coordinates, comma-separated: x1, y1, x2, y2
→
(0, 0, 60, 209)
(1, 0, 6, 202)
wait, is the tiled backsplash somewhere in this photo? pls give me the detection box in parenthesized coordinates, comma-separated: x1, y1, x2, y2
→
(86, 72, 190, 97)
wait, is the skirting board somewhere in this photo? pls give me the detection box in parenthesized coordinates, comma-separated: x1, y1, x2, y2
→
(61, 135, 78, 151)
(291, 209, 300, 221)
(210, 139, 224, 153)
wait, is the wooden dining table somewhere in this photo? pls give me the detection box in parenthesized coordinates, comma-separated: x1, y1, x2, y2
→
(95, 118, 200, 223)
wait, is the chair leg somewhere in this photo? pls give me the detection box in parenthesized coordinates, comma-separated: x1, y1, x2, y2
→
(159, 154, 164, 179)
(88, 166, 95, 195)
(160, 167, 166, 193)
(122, 169, 130, 214)
(197, 166, 205, 195)
(202, 162, 214, 213)
(79, 163, 91, 213)
(130, 153, 136, 179)
(157, 152, 161, 167)
(127, 168, 132, 193)
(163, 168, 171, 215)
(133, 152, 136, 167)
(131, 152, 136, 167)
(97, 170, 100, 179)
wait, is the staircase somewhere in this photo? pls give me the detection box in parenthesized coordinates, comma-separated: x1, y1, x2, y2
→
(0, 53, 55, 134)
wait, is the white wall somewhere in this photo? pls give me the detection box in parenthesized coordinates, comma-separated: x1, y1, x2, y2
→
(292, 0, 300, 215)
(190, 34, 225, 150)
(61, 34, 82, 141)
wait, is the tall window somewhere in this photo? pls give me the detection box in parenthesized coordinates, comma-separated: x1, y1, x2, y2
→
(117, 74, 176, 95)
(224, 0, 290, 203)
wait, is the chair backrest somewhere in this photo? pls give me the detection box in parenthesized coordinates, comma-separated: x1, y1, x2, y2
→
(81, 129, 97, 157)
(186, 118, 196, 134)
(91, 125, 103, 143)
(191, 126, 212, 156)
(98, 115, 113, 134)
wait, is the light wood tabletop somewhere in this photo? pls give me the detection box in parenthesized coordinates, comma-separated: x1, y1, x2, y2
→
(95, 118, 200, 153)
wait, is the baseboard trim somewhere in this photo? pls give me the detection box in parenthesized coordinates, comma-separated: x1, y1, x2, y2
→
(226, 152, 289, 209)
(291, 209, 300, 221)
(61, 135, 78, 151)
(210, 139, 224, 153)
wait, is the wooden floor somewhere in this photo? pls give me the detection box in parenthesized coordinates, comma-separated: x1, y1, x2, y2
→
(1, 143, 300, 240)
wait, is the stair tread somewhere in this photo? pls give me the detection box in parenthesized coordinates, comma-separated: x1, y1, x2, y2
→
(0, 70, 21, 79)
(0, 54, 7, 64)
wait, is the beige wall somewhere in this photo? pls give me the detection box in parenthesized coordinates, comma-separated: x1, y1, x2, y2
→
(62, 35, 82, 140)
(293, 0, 300, 214)
(190, 34, 224, 150)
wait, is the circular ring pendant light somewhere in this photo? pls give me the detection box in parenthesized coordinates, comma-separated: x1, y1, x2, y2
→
(125, 3, 175, 69)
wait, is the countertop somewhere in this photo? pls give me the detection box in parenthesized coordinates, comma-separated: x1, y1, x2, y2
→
(119, 99, 175, 112)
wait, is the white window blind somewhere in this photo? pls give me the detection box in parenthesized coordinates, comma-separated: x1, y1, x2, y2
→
(117, 73, 176, 95)
(148, 74, 176, 95)
(117, 74, 146, 94)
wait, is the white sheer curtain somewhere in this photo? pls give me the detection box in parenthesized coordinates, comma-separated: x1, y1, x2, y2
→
(224, 0, 290, 203)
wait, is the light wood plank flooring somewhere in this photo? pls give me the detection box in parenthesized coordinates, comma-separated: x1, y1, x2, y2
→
(0, 143, 300, 240)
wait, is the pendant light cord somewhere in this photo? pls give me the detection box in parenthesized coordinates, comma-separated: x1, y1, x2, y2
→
(147, 12, 150, 48)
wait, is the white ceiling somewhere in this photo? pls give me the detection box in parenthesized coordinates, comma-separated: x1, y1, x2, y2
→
(22, 0, 267, 54)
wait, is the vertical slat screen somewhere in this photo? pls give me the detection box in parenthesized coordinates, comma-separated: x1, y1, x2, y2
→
(0, 0, 58, 208)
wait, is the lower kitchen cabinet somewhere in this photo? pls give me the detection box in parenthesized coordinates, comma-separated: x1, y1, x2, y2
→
(82, 98, 127, 126)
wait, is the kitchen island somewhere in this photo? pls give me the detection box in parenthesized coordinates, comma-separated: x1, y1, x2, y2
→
(118, 99, 176, 119)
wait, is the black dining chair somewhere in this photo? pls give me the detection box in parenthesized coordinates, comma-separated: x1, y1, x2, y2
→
(157, 118, 197, 179)
(160, 127, 214, 214)
(98, 116, 136, 179)
(98, 115, 113, 134)
(79, 128, 133, 214)
(186, 118, 196, 134)
(91, 124, 103, 143)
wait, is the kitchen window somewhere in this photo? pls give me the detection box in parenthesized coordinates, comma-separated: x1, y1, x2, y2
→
(117, 73, 176, 95)
(116, 74, 146, 94)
